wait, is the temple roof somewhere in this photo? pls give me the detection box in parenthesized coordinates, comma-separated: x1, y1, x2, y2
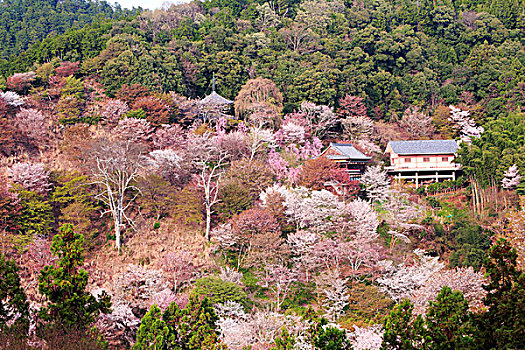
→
(199, 91, 233, 105)
(320, 143, 371, 161)
(387, 140, 459, 155)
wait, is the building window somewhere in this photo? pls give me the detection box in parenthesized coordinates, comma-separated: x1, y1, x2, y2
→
(442, 156, 449, 162)
(423, 157, 430, 162)
(405, 158, 411, 163)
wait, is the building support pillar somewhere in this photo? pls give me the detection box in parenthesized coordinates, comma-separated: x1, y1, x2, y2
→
(415, 172, 419, 188)
(435, 171, 439, 182)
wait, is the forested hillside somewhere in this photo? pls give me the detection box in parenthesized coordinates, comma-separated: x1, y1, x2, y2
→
(0, 0, 524, 349)
(0, 0, 138, 59)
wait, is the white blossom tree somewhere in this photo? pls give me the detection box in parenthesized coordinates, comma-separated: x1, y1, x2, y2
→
(377, 249, 444, 301)
(361, 165, 390, 203)
(502, 164, 521, 190)
(449, 105, 484, 140)
(287, 230, 320, 282)
(349, 325, 383, 350)
(321, 271, 349, 321)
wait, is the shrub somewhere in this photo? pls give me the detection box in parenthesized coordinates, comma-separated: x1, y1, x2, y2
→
(192, 276, 250, 310)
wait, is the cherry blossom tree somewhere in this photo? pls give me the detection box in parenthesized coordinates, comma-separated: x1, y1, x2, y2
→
(100, 99, 129, 125)
(449, 105, 484, 140)
(399, 106, 435, 139)
(0, 91, 25, 107)
(318, 270, 349, 321)
(152, 123, 186, 150)
(247, 126, 274, 161)
(7, 162, 51, 194)
(287, 230, 320, 282)
(148, 148, 182, 183)
(113, 117, 153, 143)
(349, 325, 383, 350)
(161, 250, 198, 293)
(259, 264, 298, 311)
(299, 101, 339, 139)
(14, 108, 49, 143)
(91, 140, 145, 250)
(407, 267, 486, 314)
(361, 166, 390, 203)
(377, 249, 445, 301)
(502, 164, 521, 190)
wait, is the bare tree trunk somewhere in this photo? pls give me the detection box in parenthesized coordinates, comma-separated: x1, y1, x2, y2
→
(205, 205, 212, 241)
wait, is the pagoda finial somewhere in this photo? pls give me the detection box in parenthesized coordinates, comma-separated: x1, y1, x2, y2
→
(212, 72, 216, 92)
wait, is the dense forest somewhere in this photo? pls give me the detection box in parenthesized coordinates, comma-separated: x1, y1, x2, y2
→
(0, 0, 524, 349)
(0, 0, 139, 59)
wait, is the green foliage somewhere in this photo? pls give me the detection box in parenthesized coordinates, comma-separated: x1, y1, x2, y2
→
(38, 224, 111, 334)
(346, 283, 394, 325)
(272, 328, 295, 350)
(133, 305, 170, 350)
(381, 300, 424, 350)
(14, 188, 53, 246)
(0, 0, 135, 60)
(0, 254, 29, 339)
(424, 286, 476, 349)
(135, 296, 225, 350)
(475, 239, 525, 349)
(313, 318, 352, 350)
(192, 276, 250, 310)
(448, 219, 492, 271)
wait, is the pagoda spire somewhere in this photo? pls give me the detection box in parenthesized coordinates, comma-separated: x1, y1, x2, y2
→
(212, 72, 216, 92)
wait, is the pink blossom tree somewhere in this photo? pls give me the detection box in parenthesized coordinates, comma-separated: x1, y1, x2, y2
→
(152, 123, 186, 150)
(7, 162, 51, 194)
(113, 117, 153, 143)
(258, 264, 298, 311)
(161, 250, 198, 293)
(14, 108, 49, 143)
(399, 106, 435, 139)
(100, 99, 129, 125)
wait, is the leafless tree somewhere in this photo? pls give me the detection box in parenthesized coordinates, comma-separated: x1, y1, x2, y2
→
(188, 133, 229, 240)
(91, 139, 145, 250)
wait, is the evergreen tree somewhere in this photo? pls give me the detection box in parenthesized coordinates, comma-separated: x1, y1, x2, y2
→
(424, 286, 476, 349)
(0, 254, 30, 343)
(475, 239, 525, 349)
(38, 224, 111, 334)
(133, 305, 171, 350)
(381, 299, 424, 350)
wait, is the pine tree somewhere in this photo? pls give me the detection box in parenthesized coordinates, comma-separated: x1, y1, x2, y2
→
(424, 286, 476, 349)
(381, 300, 424, 350)
(133, 305, 171, 350)
(475, 239, 525, 349)
(38, 224, 111, 334)
(0, 254, 30, 343)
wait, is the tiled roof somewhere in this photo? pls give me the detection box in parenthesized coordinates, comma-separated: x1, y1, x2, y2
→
(330, 143, 371, 160)
(199, 91, 233, 105)
(387, 140, 459, 155)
